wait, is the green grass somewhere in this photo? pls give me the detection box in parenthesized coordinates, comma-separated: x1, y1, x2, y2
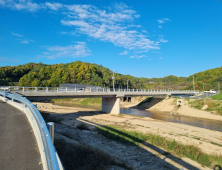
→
(211, 142, 222, 147)
(193, 137, 200, 140)
(188, 100, 205, 110)
(211, 93, 222, 100)
(188, 99, 222, 115)
(80, 98, 102, 106)
(51, 98, 73, 103)
(96, 125, 222, 168)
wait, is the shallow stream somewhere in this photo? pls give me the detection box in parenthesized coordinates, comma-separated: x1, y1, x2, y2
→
(54, 103, 222, 132)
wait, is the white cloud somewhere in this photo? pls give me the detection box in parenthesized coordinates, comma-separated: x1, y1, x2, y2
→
(157, 18, 169, 24)
(0, 0, 5, 5)
(21, 40, 29, 44)
(45, 2, 62, 11)
(119, 51, 128, 55)
(158, 26, 162, 28)
(1, 0, 45, 12)
(159, 39, 168, 43)
(129, 55, 147, 59)
(61, 4, 159, 52)
(39, 42, 91, 59)
(12, 32, 23, 37)
(2, 2, 167, 54)
(158, 57, 163, 60)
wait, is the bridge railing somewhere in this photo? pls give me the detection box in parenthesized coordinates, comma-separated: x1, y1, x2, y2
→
(0, 91, 62, 170)
(0, 86, 199, 93)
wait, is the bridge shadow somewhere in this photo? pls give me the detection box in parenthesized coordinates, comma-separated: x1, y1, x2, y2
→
(40, 109, 206, 170)
(125, 97, 166, 110)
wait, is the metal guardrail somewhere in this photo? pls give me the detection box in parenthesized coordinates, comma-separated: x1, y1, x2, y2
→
(0, 86, 199, 93)
(0, 91, 60, 170)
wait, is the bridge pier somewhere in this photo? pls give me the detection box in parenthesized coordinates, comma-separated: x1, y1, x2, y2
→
(102, 97, 120, 114)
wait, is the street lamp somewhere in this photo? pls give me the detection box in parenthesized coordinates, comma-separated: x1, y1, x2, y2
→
(127, 80, 129, 91)
(193, 76, 195, 91)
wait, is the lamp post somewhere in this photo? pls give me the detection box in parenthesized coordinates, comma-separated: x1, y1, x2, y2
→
(127, 80, 129, 91)
(193, 76, 195, 91)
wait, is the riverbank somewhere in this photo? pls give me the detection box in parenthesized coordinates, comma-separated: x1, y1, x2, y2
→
(36, 102, 222, 169)
(148, 97, 222, 121)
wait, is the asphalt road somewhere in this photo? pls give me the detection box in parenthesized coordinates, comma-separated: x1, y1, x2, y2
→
(0, 101, 42, 170)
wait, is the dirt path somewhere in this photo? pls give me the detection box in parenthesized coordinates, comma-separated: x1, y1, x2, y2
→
(35, 102, 222, 169)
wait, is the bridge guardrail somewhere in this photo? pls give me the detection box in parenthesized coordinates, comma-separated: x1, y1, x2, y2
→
(0, 91, 62, 170)
(0, 86, 199, 93)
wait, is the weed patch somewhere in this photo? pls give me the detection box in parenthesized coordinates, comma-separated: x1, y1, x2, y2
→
(76, 123, 90, 130)
(96, 125, 222, 168)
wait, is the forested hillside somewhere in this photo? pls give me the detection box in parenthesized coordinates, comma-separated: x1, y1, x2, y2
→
(18, 61, 155, 88)
(0, 63, 46, 85)
(0, 61, 222, 90)
(186, 67, 222, 91)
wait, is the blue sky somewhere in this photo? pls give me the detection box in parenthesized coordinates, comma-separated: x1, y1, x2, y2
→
(0, 0, 222, 78)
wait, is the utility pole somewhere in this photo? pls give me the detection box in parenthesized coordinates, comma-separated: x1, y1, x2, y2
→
(127, 80, 129, 91)
(112, 70, 115, 89)
(193, 76, 195, 91)
(203, 82, 204, 91)
(218, 81, 220, 93)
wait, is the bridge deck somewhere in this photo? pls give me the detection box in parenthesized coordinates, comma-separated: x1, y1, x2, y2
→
(0, 101, 42, 170)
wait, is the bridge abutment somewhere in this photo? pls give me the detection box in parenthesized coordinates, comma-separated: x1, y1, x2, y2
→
(102, 97, 120, 114)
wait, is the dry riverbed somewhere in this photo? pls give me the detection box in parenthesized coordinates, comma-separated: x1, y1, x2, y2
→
(35, 102, 222, 169)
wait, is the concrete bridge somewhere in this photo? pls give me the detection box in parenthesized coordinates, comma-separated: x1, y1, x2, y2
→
(2, 86, 198, 114)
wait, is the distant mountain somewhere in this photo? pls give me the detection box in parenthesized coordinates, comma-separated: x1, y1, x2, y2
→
(0, 61, 221, 91)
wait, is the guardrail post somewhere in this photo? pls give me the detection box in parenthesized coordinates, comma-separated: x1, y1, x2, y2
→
(12, 98, 14, 102)
(47, 122, 55, 144)
(90, 88, 91, 92)
(66, 87, 68, 92)
(57, 88, 59, 92)
(46, 87, 48, 92)
(35, 87, 37, 92)
(23, 87, 25, 92)
(103, 88, 104, 92)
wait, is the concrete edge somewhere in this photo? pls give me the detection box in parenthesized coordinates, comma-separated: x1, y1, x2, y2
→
(0, 96, 48, 170)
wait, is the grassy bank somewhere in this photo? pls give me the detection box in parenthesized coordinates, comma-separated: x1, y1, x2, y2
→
(96, 125, 222, 168)
(187, 99, 222, 115)
(51, 98, 102, 106)
(211, 93, 222, 100)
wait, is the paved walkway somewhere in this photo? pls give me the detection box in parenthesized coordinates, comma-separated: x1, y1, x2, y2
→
(0, 101, 42, 170)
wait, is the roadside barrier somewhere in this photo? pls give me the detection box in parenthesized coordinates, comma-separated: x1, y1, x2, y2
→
(0, 91, 63, 170)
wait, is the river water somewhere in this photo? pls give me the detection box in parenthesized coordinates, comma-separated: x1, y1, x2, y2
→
(54, 103, 222, 132)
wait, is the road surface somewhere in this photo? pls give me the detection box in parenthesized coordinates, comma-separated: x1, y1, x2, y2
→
(0, 101, 42, 170)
